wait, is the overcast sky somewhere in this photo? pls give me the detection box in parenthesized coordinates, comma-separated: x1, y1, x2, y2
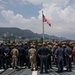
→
(0, 0, 75, 40)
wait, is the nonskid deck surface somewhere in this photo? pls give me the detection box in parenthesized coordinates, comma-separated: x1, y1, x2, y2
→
(0, 65, 75, 75)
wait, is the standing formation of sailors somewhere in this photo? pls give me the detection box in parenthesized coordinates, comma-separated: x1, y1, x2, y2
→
(0, 41, 75, 74)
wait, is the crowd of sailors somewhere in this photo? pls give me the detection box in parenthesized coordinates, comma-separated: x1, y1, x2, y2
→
(0, 41, 75, 74)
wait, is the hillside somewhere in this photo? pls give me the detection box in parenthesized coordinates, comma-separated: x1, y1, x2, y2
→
(0, 27, 66, 41)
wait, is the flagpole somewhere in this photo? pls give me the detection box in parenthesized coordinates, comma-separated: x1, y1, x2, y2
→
(42, 11, 44, 43)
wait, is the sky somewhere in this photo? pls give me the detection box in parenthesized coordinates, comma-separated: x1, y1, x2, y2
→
(0, 0, 75, 40)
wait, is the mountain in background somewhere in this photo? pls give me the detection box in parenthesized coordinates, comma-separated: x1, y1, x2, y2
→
(43, 34, 67, 41)
(0, 27, 67, 41)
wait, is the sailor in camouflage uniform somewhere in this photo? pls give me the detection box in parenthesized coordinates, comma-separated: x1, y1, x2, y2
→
(11, 45, 19, 69)
(28, 45, 37, 71)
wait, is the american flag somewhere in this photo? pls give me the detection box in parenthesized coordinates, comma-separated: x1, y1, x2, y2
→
(43, 14, 51, 26)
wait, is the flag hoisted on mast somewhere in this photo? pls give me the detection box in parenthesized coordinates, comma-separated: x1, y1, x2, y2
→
(42, 11, 51, 43)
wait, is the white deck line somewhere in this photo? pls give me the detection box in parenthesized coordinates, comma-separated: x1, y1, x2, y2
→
(32, 71, 37, 75)
(0, 69, 4, 72)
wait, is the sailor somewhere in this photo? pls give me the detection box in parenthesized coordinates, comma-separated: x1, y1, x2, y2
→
(65, 44, 73, 71)
(11, 45, 19, 69)
(55, 44, 63, 73)
(28, 45, 37, 71)
(38, 43, 50, 74)
(0, 43, 5, 69)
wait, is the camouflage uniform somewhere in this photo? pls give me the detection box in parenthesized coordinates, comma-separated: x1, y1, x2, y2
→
(28, 45, 37, 70)
(11, 47, 19, 68)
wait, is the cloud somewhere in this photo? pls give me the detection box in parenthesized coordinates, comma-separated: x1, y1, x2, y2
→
(37, 0, 75, 39)
(38, 4, 61, 20)
(0, 6, 4, 10)
(59, 6, 75, 23)
(16, 0, 72, 7)
(38, 0, 75, 23)
(6, 0, 70, 6)
(1, 10, 41, 33)
(1, 10, 35, 23)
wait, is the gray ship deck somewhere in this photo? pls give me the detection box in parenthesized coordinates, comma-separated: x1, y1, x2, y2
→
(0, 65, 75, 75)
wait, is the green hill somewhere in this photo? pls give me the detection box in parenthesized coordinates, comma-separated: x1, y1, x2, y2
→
(0, 27, 41, 38)
(0, 27, 66, 41)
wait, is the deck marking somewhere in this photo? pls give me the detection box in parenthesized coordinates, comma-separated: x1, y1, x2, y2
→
(32, 71, 37, 75)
